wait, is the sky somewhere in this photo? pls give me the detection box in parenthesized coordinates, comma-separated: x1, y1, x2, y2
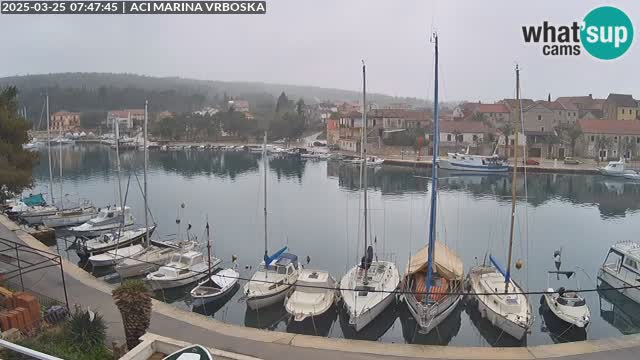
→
(1, 0, 639, 102)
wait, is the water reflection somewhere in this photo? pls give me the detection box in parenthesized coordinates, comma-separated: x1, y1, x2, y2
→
(399, 301, 463, 345)
(269, 156, 306, 181)
(539, 304, 587, 343)
(244, 303, 289, 331)
(339, 301, 399, 341)
(286, 306, 338, 337)
(598, 282, 640, 335)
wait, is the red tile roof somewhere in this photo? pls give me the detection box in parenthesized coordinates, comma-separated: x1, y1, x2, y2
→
(499, 99, 535, 110)
(108, 110, 131, 118)
(476, 103, 510, 113)
(369, 109, 431, 120)
(123, 109, 144, 115)
(578, 119, 640, 135)
(51, 111, 80, 116)
(440, 121, 490, 134)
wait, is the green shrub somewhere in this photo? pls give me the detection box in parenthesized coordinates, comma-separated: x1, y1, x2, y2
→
(64, 306, 107, 349)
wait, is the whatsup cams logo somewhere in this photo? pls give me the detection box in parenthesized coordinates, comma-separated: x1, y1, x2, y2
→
(522, 6, 634, 60)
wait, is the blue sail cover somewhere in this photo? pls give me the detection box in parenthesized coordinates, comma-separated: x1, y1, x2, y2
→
(22, 194, 45, 207)
(263, 246, 288, 265)
(490, 255, 509, 281)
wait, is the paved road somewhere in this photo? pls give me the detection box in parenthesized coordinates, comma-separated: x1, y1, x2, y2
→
(1, 219, 639, 360)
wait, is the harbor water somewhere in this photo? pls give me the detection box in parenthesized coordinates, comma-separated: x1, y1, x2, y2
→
(29, 143, 640, 346)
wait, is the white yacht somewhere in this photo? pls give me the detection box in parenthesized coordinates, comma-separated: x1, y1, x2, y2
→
(542, 270, 590, 328)
(285, 269, 337, 322)
(340, 250, 400, 332)
(244, 250, 299, 310)
(115, 240, 196, 279)
(19, 206, 59, 225)
(467, 262, 533, 340)
(598, 241, 640, 304)
(439, 152, 508, 172)
(599, 158, 639, 178)
(76, 226, 155, 260)
(146, 251, 221, 291)
(42, 205, 97, 228)
(69, 206, 134, 237)
(467, 65, 533, 341)
(88, 244, 146, 267)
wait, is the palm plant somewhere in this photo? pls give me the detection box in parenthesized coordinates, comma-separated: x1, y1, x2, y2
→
(112, 279, 152, 350)
(64, 306, 107, 350)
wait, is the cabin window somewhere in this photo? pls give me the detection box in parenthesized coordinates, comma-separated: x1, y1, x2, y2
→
(287, 268, 293, 275)
(624, 257, 639, 271)
(603, 250, 623, 272)
(277, 266, 286, 275)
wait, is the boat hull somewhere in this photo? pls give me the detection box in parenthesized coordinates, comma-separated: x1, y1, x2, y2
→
(542, 294, 590, 328)
(598, 268, 640, 304)
(405, 293, 461, 334)
(439, 160, 509, 173)
(345, 290, 396, 332)
(21, 211, 58, 225)
(147, 272, 209, 291)
(246, 283, 294, 310)
(43, 212, 96, 228)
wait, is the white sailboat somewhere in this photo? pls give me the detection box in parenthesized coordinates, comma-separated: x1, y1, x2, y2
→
(77, 225, 156, 260)
(88, 244, 146, 267)
(339, 62, 400, 332)
(69, 206, 135, 237)
(467, 65, 533, 340)
(402, 34, 464, 335)
(244, 132, 300, 310)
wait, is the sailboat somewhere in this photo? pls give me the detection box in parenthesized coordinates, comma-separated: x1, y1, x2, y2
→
(244, 132, 300, 310)
(467, 64, 533, 340)
(339, 62, 400, 332)
(115, 101, 196, 278)
(401, 33, 465, 335)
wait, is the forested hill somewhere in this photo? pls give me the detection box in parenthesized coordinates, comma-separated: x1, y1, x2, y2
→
(0, 73, 427, 123)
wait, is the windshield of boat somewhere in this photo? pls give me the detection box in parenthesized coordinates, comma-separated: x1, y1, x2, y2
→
(557, 295, 585, 307)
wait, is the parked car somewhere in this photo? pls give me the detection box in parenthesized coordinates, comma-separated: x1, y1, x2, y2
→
(563, 157, 581, 165)
(525, 159, 540, 166)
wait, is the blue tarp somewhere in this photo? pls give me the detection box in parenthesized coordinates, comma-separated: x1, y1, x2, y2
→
(263, 246, 288, 265)
(490, 255, 509, 281)
(22, 193, 45, 207)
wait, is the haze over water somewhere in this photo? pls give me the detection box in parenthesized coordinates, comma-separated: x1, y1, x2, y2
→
(30, 144, 640, 346)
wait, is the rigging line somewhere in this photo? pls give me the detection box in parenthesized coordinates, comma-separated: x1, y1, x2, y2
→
(84, 239, 640, 297)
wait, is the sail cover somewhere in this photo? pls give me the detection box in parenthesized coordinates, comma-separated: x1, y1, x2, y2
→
(406, 241, 463, 280)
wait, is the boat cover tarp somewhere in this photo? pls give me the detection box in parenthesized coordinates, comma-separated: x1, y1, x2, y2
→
(22, 193, 45, 207)
(406, 242, 463, 280)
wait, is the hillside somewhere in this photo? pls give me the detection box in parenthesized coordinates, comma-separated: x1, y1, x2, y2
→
(0, 73, 429, 125)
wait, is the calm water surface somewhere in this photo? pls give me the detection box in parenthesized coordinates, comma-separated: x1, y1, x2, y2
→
(30, 143, 640, 346)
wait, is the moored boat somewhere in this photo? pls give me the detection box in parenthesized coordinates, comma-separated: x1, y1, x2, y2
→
(69, 206, 135, 237)
(597, 241, 640, 304)
(244, 249, 299, 310)
(285, 269, 337, 322)
(88, 244, 146, 267)
(42, 205, 97, 228)
(115, 240, 196, 279)
(76, 226, 155, 260)
(438, 152, 508, 172)
(145, 250, 221, 291)
(542, 270, 590, 328)
(191, 268, 240, 307)
(162, 344, 213, 360)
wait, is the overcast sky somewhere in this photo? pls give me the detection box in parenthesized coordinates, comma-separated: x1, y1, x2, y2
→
(1, 0, 639, 101)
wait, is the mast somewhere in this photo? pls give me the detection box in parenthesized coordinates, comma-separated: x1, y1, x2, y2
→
(505, 64, 520, 292)
(59, 119, 63, 209)
(115, 119, 124, 210)
(361, 61, 368, 256)
(425, 33, 439, 303)
(206, 221, 212, 278)
(263, 131, 268, 259)
(143, 101, 150, 247)
(45, 94, 54, 206)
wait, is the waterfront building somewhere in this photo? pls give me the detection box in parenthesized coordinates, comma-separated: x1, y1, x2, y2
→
(576, 119, 640, 160)
(605, 93, 639, 121)
(51, 111, 80, 132)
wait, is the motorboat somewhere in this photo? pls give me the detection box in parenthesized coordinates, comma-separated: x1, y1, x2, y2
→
(285, 269, 337, 322)
(467, 259, 533, 340)
(19, 205, 59, 225)
(541, 270, 590, 328)
(88, 244, 146, 267)
(115, 240, 197, 279)
(76, 226, 155, 260)
(438, 152, 508, 172)
(598, 241, 640, 304)
(340, 246, 400, 332)
(69, 206, 134, 237)
(190, 268, 240, 307)
(162, 344, 213, 360)
(402, 243, 464, 334)
(599, 158, 639, 178)
(244, 249, 299, 310)
(366, 156, 384, 166)
(42, 205, 97, 228)
(145, 250, 221, 291)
